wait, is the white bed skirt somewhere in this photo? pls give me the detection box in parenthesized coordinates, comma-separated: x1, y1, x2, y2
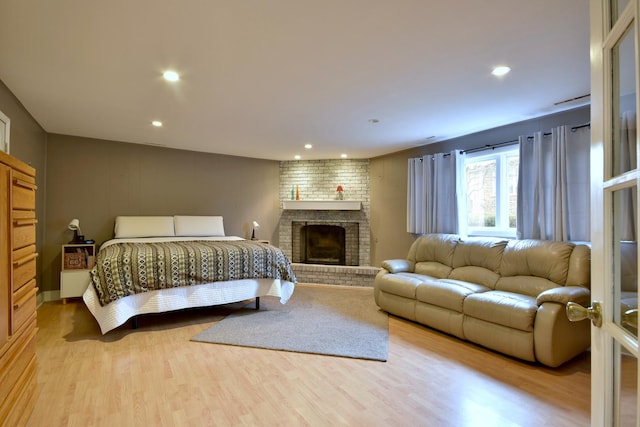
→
(83, 279, 296, 334)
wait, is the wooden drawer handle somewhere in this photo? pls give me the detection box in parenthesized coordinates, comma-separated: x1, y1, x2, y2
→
(19, 278, 37, 291)
(14, 287, 38, 310)
(13, 218, 38, 226)
(13, 253, 38, 267)
(13, 179, 37, 191)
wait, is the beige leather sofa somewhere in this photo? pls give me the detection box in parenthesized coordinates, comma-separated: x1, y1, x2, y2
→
(374, 234, 591, 367)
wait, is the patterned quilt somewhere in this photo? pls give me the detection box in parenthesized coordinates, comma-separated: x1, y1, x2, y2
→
(89, 240, 297, 306)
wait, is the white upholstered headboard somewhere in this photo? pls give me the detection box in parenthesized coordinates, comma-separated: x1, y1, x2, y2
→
(114, 215, 225, 238)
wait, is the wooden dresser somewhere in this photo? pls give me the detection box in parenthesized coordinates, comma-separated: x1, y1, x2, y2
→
(0, 150, 38, 426)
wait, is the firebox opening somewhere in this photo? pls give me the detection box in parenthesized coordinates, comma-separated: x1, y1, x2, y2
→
(291, 220, 359, 266)
(301, 224, 345, 265)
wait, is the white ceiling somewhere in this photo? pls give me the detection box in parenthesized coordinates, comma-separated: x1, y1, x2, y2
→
(0, 1, 590, 161)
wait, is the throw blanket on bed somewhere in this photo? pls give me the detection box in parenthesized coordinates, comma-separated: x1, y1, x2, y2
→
(90, 240, 297, 306)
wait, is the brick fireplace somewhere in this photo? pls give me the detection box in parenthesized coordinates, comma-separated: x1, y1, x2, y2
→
(279, 159, 371, 266)
(278, 159, 378, 287)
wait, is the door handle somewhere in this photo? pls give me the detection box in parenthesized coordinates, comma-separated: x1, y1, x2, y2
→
(566, 301, 602, 327)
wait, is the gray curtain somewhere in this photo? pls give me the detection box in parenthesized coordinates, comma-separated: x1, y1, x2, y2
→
(407, 157, 427, 233)
(617, 111, 637, 241)
(407, 150, 460, 234)
(516, 125, 590, 241)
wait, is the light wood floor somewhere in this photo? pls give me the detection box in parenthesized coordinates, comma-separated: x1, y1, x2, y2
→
(27, 285, 590, 427)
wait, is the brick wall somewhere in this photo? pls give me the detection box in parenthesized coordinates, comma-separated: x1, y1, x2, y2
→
(279, 159, 371, 266)
(291, 264, 380, 288)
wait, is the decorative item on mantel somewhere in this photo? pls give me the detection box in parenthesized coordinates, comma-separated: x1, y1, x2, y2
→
(336, 185, 344, 200)
(296, 185, 300, 200)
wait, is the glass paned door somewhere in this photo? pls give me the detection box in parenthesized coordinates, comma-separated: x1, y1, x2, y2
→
(591, 0, 640, 425)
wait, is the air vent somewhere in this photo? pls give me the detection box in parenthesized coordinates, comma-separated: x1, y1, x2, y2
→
(554, 94, 591, 106)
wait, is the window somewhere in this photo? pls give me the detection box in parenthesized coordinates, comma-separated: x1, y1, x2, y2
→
(463, 145, 519, 237)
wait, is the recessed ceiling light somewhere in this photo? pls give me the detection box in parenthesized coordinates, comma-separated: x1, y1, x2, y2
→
(151, 120, 163, 127)
(491, 66, 511, 77)
(294, 155, 301, 160)
(304, 144, 312, 149)
(341, 154, 348, 158)
(163, 70, 180, 82)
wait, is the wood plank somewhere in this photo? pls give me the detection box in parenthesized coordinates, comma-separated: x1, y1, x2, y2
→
(28, 285, 590, 426)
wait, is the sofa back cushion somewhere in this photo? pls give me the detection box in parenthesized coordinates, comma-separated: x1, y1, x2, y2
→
(452, 237, 508, 271)
(408, 234, 459, 279)
(566, 244, 591, 288)
(499, 239, 576, 287)
(446, 237, 507, 288)
(408, 234, 458, 265)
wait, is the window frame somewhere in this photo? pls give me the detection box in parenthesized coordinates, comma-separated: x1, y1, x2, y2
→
(462, 144, 519, 238)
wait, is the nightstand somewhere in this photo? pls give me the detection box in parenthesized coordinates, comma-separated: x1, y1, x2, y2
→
(60, 243, 95, 303)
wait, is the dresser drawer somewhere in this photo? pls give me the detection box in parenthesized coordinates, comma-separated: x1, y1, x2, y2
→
(12, 253, 36, 292)
(0, 324, 36, 422)
(12, 286, 37, 335)
(13, 220, 36, 250)
(11, 172, 36, 211)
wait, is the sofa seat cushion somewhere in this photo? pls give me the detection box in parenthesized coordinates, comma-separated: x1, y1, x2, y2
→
(464, 291, 538, 332)
(416, 279, 490, 313)
(375, 272, 426, 299)
(495, 275, 560, 298)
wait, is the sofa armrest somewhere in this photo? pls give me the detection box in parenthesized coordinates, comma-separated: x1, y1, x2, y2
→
(381, 259, 415, 273)
(536, 286, 590, 306)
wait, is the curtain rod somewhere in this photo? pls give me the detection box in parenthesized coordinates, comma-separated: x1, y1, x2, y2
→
(463, 123, 591, 155)
(417, 123, 592, 159)
(571, 122, 591, 131)
(461, 139, 518, 155)
(427, 138, 525, 158)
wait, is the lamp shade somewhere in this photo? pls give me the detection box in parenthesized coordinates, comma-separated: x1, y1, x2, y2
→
(251, 221, 259, 240)
(67, 218, 83, 244)
(68, 218, 81, 231)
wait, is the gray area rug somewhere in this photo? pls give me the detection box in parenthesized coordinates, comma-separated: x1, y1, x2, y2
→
(191, 285, 388, 361)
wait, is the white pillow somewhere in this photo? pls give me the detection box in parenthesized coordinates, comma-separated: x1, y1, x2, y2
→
(114, 216, 175, 238)
(174, 215, 225, 237)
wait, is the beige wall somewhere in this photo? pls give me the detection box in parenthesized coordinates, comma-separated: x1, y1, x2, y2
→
(0, 74, 592, 292)
(43, 134, 280, 294)
(369, 148, 421, 265)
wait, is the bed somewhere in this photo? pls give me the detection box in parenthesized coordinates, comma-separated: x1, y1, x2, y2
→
(82, 215, 297, 334)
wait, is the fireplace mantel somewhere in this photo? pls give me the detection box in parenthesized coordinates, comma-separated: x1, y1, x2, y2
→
(282, 200, 361, 211)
